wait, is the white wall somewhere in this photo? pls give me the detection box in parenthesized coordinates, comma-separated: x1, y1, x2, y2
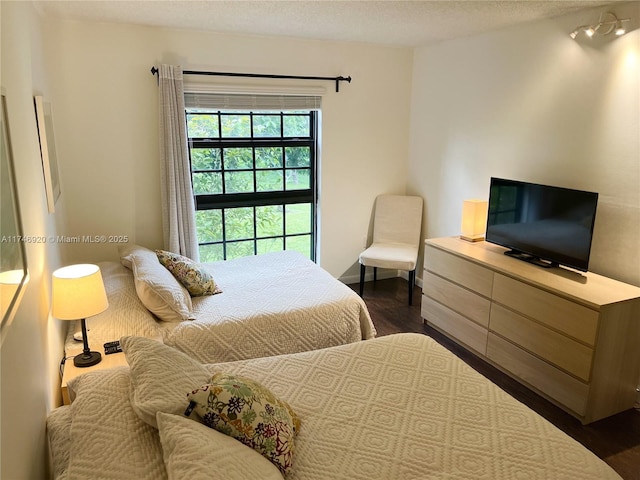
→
(2, 2, 638, 476)
(44, 20, 414, 281)
(1, 2, 67, 478)
(408, 2, 640, 286)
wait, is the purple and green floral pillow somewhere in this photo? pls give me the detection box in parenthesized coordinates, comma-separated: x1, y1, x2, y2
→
(186, 373, 300, 476)
(156, 249, 221, 297)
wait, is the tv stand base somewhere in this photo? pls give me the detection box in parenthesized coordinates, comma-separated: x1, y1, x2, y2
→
(504, 249, 559, 269)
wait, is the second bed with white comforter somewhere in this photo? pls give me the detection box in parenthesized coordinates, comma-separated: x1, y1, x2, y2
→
(66, 249, 375, 364)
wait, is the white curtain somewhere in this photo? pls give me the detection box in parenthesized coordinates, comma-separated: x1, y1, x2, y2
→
(158, 64, 199, 260)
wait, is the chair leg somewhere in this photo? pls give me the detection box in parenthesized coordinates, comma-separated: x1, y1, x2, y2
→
(373, 267, 377, 282)
(359, 264, 365, 297)
(408, 269, 415, 306)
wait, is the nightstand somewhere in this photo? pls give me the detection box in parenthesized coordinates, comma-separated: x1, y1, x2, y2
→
(61, 346, 127, 405)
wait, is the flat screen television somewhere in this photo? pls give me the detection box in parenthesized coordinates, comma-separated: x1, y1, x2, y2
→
(485, 178, 598, 272)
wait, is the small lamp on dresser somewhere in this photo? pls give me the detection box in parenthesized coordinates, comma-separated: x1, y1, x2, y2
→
(460, 199, 489, 242)
(52, 264, 108, 368)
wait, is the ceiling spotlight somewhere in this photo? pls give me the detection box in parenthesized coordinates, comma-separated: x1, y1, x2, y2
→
(570, 12, 631, 40)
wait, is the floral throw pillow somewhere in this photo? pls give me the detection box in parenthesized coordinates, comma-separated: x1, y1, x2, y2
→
(156, 249, 221, 297)
(186, 373, 301, 476)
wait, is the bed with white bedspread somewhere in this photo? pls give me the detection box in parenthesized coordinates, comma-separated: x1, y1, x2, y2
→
(67, 248, 374, 364)
(48, 333, 621, 479)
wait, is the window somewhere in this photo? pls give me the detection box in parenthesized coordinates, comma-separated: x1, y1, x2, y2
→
(186, 101, 318, 263)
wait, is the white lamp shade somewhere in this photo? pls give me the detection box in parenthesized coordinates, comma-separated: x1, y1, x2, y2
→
(52, 264, 108, 320)
(461, 199, 488, 242)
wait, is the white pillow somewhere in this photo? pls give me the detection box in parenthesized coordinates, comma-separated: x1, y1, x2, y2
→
(130, 249, 194, 322)
(120, 335, 210, 428)
(118, 243, 153, 270)
(66, 367, 167, 479)
(156, 412, 284, 480)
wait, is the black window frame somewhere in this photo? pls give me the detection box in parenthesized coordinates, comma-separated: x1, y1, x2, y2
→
(187, 110, 318, 262)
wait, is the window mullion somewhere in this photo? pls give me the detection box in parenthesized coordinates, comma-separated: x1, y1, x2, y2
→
(253, 205, 257, 256)
(221, 208, 227, 260)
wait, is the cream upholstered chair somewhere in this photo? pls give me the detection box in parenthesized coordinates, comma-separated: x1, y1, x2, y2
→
(358, 194, 423, 305)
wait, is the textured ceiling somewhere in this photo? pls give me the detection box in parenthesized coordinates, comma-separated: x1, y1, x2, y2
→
(33, 0, 618, 47)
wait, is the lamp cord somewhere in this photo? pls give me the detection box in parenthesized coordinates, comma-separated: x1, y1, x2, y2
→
(58, 354, 77, 379)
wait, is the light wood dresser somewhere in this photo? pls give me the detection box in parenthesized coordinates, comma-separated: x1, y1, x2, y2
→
(421, 236, 640, 424)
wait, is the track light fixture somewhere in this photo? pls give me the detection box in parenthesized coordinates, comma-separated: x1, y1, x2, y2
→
(570, 12, 630, 39)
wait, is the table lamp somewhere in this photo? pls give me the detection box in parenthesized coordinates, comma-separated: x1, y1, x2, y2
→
(52, 264, 108, 367)
(460, 199, 488, 242)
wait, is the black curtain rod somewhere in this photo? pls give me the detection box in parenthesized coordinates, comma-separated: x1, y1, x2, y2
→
(150, 66, 351, 92)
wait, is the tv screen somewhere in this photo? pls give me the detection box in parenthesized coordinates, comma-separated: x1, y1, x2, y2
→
(486, 178, 598, 272)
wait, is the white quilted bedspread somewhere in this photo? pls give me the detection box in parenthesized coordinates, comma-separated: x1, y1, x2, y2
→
(206, 333, 621, 480)
(65, 252, 374, 364)
(51, 333, 621, 479)
(165, 251, 375, 363)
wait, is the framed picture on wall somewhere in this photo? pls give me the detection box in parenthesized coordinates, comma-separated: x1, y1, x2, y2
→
(1, 91, 29, 344)
(34, 95, 61, 213)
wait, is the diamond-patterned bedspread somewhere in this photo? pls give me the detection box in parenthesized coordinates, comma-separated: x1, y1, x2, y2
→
(65, 251, 375, 364)
(165, 250, 375, 363)
(212, 333, 621, 479)
(51, 333, 621, 479)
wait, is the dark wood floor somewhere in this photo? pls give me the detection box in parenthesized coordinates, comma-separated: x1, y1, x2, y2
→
(350, 277, 640, 480)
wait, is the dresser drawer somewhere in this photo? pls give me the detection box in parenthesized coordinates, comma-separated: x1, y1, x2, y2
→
(487, 333, 589, 416)
(492, 274, 598, 346)
(490, 303, 593, 382)
(425, 245, 493, 297)
(422, 296, 488, 355)
(423, 270, 491, 328)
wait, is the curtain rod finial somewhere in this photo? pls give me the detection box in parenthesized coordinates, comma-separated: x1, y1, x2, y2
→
(150, 66, 158, 76)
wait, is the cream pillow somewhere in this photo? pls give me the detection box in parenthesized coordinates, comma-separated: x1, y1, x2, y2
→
(156, 412, 284, 480)
(130, 249, 194, 322)
(120, 335, 211, 429)
(66, 367, 167, 479)
(118, 243, 153, 270)
(121, 336, 300, 475)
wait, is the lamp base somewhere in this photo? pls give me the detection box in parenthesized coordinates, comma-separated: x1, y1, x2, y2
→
(460, 235, 484, 242)
(73, 350, 102, 368)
